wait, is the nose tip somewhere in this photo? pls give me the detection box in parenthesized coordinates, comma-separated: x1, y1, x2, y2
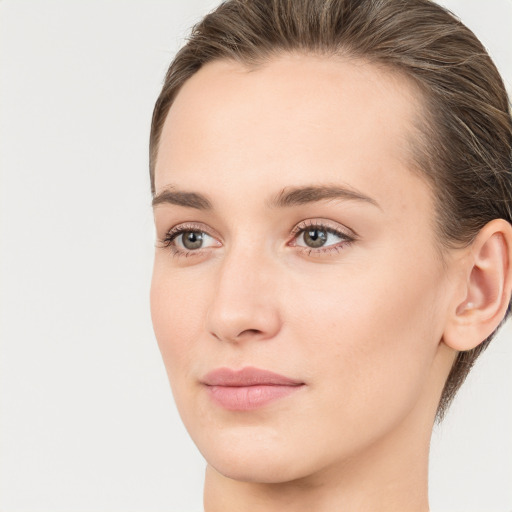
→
(205, 255, 281, 344)
(207, 302, 281, 344)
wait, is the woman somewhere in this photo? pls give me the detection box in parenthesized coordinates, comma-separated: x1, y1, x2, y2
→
(149, 0, 512, 510)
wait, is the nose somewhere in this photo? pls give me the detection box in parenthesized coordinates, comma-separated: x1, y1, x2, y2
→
(205, 247, 282, 344)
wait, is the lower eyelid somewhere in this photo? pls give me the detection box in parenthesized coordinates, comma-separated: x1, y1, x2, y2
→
(293, 239, 355, 261)
(296, 240, 351, 251)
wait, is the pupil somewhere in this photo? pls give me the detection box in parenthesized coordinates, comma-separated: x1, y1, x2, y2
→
(305, 228, 327, 248)
(183, 231, 203, 250)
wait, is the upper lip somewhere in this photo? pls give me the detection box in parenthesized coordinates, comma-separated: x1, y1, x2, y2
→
(201, 366, 304, 387)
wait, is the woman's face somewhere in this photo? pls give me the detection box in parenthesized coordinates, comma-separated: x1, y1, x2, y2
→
(151, 54, 456, 484)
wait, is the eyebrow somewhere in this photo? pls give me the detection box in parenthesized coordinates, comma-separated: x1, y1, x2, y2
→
(152, 188, 213, 209)
(152, 184, 380, 210)
(267, 185, 381, 210)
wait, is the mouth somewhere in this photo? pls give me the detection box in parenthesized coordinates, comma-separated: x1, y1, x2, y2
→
(201, 366, 305, 411)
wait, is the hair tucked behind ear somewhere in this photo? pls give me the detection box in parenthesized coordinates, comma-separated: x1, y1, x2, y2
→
(149, 0, 512, 421)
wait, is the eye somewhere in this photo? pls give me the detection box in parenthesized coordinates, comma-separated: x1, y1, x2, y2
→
(290, 220, 355, 254)
(296, 227, 343, 249)
(175, 230, 211, 250)
(297, 227, 334, 248)
(160, 224, 221, 257)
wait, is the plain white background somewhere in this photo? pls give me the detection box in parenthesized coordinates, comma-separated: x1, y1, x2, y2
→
(0, 1, 511, 511)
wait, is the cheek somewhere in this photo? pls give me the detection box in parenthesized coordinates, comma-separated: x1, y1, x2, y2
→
(150, 264, 207, 383)
(290, 255, 444, 428)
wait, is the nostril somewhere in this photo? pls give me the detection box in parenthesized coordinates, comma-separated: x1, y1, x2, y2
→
(206, 299, 281, 343)
(239, 328, 263, 336)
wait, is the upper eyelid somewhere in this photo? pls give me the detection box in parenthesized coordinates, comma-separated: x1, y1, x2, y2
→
(167, 222, 220, 238)
(291, 219, 358, 239)
(163, 219, 356, 246)
(162, 223, 220, 249)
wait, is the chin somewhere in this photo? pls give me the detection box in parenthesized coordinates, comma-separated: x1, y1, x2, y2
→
(208, 454, 309, 485)
(196, 427, 317, 484)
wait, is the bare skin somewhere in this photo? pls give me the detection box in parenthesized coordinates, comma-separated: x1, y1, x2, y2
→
(150, 54, 512, 512)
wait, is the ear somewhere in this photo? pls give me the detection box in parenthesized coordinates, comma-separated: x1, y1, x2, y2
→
(443, 219, 512, 352)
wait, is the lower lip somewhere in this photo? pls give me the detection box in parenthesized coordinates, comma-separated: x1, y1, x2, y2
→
(205, 384, 304, 411)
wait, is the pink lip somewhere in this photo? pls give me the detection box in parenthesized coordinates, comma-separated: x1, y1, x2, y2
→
(201, 366, 305, 411)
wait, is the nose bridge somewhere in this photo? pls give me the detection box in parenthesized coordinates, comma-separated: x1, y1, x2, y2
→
(206, 240, 281, 343)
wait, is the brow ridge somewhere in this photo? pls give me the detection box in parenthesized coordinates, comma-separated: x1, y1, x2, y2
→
(152, 184, 380, 210)
(152, 188, 213, 209)
(267, 184, 380, 209)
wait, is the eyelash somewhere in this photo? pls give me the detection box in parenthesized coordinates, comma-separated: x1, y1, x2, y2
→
(290, 219, 355, 256)
(159, 220, 356, 259)
(160, 222, 218, 259)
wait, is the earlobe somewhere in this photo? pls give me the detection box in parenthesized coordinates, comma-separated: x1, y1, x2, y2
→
(443, 219, 512, 352)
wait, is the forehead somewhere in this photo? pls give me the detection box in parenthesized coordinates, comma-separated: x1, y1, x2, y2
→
(155, 53, 428, 213)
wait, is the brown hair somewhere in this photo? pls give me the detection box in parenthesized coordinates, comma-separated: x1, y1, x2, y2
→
(149, 0, 512, 420)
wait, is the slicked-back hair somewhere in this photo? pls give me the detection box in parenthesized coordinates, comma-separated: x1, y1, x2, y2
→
(149, 0, 512, 421)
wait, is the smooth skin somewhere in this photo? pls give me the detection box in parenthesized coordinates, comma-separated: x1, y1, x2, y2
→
(150, 54, 512, 512)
